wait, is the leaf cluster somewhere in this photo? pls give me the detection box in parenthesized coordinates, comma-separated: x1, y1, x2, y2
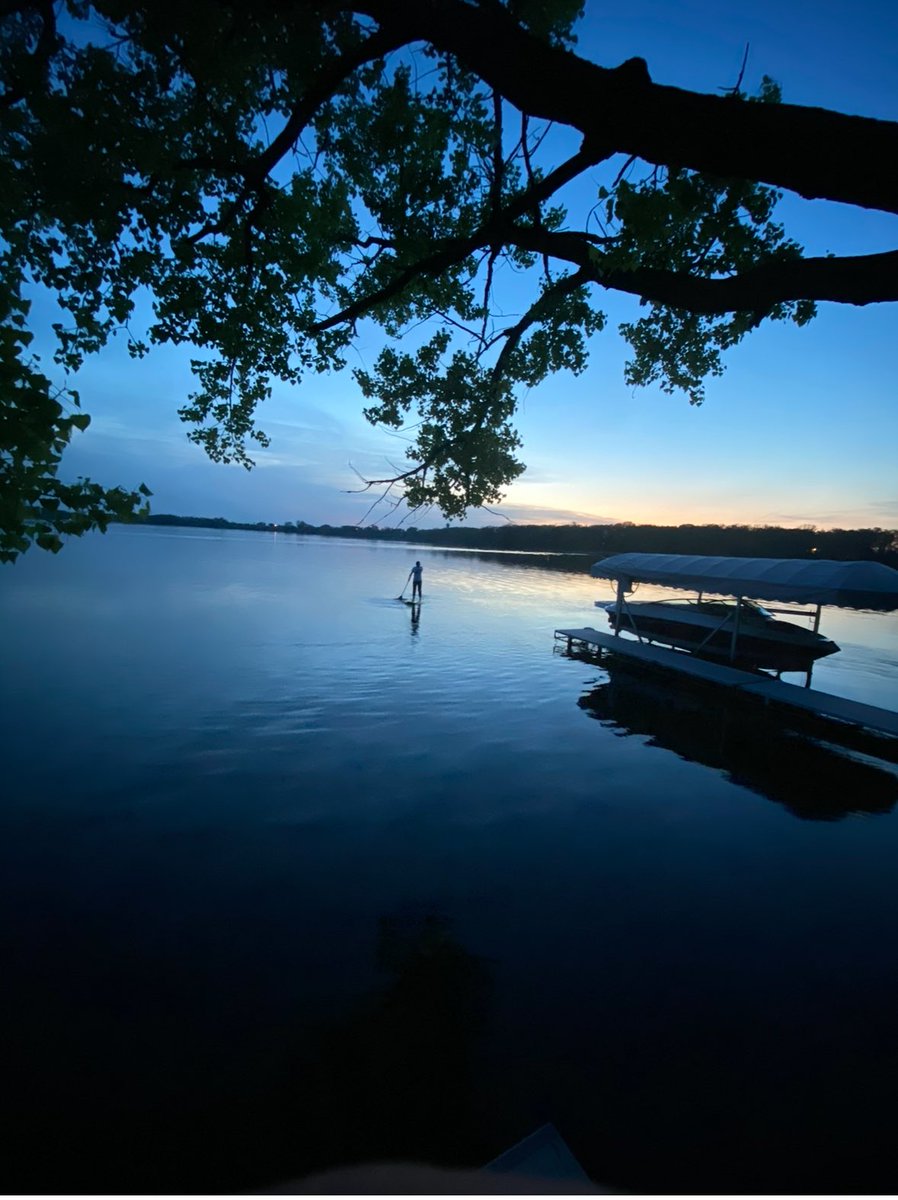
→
(1, 1, 825, 549)
(595, 104, 815, 402)
(0, 278, 150, 560)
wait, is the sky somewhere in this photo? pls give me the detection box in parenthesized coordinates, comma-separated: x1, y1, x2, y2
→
(56, 0, 898, 531)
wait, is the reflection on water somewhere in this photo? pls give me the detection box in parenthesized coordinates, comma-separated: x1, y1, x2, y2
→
(578, 665, 898, 820)
(407, 597, 422, 635)
(4, 527, 898, 1194)
(194, 913, 491, 1194)
(309, 913, 491, 1172)
(433, 548, 593, 576)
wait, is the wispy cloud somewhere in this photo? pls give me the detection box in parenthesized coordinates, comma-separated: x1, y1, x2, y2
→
(762, 500, 898, 528)
(62, 421, 200, 468)
(259, 411, 349, 444)
(477, 501, 620, 526)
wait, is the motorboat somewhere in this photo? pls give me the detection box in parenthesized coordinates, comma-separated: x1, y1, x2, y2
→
(589, 552, 898, 680)
(596, 595, 839, 673)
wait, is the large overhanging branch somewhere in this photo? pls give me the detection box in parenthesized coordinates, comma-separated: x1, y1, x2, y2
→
(311, 140, 612, 332)
(346, 0, 898, 218)
(509, 229, 898, 311)
(315, 222, 897, 341)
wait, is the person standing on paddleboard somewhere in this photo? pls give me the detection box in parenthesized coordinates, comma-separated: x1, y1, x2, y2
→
(407, 560, 423, 602)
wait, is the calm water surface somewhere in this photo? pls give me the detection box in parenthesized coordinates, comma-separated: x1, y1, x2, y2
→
(2, 527, 898, 1192)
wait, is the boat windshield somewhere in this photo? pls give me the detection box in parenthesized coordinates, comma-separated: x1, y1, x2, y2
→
(659, 598, 775, 624)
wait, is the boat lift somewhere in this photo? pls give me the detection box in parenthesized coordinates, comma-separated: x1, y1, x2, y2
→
(556, 553, 898, 746)
(608, 581, 825, 685)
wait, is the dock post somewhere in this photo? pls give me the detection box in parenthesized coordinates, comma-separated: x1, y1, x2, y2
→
(614, 577, 628, 638)
(729, 597, 743, 662)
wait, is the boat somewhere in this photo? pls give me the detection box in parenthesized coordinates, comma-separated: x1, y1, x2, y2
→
(597, 595, 839, 673)
(590, 553, 898, 679)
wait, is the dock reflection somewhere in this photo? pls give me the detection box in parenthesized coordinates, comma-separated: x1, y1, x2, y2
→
(578, 666, 898, 821)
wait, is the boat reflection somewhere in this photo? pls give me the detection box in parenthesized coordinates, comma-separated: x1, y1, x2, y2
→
(578, 666, 898, 821)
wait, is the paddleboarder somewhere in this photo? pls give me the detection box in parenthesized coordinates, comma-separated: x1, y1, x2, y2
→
(407, 560, 423, 601)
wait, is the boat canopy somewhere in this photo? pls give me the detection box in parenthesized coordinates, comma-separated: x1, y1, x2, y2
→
(590, 553, 898, 611)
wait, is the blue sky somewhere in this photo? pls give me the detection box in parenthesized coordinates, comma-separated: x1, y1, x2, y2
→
(57, 0, 897, 530)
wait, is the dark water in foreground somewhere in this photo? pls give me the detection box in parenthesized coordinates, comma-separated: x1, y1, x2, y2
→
(2, 527, 898, 1193)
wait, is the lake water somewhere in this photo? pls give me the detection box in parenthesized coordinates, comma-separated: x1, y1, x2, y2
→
(2, 526, 898, 1193)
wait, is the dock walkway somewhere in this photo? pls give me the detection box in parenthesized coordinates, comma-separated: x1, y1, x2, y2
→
(555, 626, 898, 740)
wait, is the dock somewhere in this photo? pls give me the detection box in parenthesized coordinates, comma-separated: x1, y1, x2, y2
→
(555, 626, 898, 742)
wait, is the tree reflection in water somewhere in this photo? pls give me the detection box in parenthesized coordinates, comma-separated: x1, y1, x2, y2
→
(42, 914, 496, 1195)
(320, 913, 492, 1165)
(222, 913, 495, 1193)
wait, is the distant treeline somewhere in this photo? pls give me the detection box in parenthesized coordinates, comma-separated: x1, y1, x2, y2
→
(130, 513, 898, 566)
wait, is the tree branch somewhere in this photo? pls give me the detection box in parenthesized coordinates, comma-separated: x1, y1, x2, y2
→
(509, 228, 898, 310)
(1, 0, 57, 110)
(352, 0, 898, 216)
(491, 267, 591, 381)
(245, 25, 405, 184)
(311, 140, 612, 332)
(182, 24, 405, 244)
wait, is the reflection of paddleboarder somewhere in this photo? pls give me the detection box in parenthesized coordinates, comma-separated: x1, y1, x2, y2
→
(407, 560, 423, 601)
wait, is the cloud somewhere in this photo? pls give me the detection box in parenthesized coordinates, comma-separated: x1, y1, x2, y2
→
(474, 501, 619, 526)
(763, 500, 898, 528)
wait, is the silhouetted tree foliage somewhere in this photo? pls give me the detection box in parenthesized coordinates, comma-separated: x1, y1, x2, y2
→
(4, 1, 896, 557)
(370, 520, 898, 565)
(133, 513, 898, 567)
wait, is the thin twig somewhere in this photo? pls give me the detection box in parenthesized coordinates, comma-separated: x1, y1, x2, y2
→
(719, 44, 750, 95)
